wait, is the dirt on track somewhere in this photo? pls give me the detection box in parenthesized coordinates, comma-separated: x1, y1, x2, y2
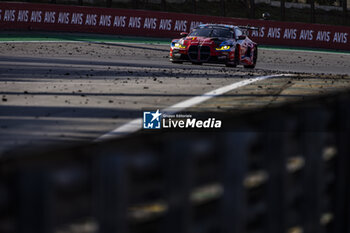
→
(0, 41, 349, 155)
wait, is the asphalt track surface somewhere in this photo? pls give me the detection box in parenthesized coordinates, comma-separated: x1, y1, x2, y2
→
(0, 36, 350, 155)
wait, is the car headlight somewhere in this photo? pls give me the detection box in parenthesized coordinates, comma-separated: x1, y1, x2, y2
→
(174, 43, 186, 49)
(216, 45, 231, 51)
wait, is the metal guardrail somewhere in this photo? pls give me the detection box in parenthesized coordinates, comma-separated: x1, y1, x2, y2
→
(0, 91, 350, 233)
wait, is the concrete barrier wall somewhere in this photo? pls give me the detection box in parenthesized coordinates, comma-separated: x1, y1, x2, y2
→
(0, 2, 349, 50)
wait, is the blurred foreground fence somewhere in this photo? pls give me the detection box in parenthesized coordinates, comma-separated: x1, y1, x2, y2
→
(0, 91, 350, 233)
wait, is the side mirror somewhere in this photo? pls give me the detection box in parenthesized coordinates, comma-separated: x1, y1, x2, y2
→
(180, 32, 188, 37)
(238, 35, 246, 40)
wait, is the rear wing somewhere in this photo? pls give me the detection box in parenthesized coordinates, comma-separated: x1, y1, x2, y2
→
(237, 25, 259, 37)
(238, 25, 259, 31)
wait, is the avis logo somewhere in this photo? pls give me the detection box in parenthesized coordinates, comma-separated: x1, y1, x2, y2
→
(143, 110, 162, 129)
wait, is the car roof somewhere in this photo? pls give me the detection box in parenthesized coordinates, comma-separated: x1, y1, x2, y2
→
(197, 24, 238, 30)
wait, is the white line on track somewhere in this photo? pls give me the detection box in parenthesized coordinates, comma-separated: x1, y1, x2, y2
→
(260, 47, 350, 56)
(95, 73, 293, 141)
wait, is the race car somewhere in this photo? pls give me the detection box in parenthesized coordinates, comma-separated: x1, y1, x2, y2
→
(170, 24, 258, 68)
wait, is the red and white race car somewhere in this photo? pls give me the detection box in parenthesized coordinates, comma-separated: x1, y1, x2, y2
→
(170, 24, 258, 68)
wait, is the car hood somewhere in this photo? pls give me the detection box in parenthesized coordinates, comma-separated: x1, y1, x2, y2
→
(182, 36, 225, 47)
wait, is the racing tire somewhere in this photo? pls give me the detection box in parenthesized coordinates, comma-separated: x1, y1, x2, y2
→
(244, 46, 258, 69)
(234, 45, 240, 65)
(225, 45, 239, 68)
(225, 62, 237, 68)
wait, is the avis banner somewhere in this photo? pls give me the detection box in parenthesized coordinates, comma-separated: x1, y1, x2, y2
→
(0, 2, 349, 50)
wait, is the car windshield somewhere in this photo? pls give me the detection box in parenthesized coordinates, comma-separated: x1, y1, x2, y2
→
(189, 27, 233, 38)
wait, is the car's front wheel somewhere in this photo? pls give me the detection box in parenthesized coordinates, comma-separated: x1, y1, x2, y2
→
(171, 60, 183, 64)
(225, 45, 239, 68)
(225, 62, 236, 67)
(244, 46, 258, 69)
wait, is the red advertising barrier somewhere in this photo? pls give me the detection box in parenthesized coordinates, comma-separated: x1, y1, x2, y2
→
(0, 2, 349, 50)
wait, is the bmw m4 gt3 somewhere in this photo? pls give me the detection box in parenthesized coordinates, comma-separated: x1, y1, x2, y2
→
(170, 24, 258, 68)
